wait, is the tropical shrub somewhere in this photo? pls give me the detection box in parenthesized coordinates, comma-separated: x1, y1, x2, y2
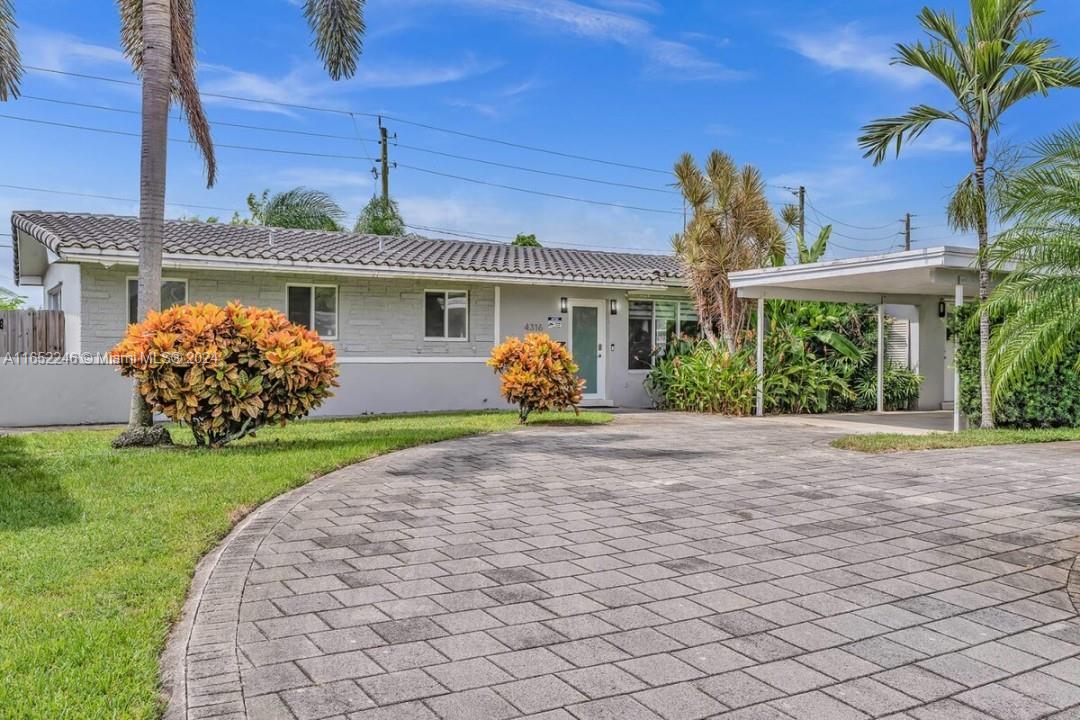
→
(111, 302, 339, 447)
(488, 333, 584, 423)
(951, 304, 1080, 428)
(646, 341, 756, 414)
(646, 301, 923, 415)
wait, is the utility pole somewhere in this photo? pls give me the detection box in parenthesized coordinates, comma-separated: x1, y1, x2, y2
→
(904, 213, 911, 251)
(379, 123, 390, 201)
(798, 186, 806, 242)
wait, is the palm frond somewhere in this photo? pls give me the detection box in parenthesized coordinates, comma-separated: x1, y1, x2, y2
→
(858, 105, 963, 165)
(304, 0, 365, 81)
(986, 126, 1080, 395)
(170, 0, 216, 187)
(260, 187, 346, 230)
(0, 0, 21, 101)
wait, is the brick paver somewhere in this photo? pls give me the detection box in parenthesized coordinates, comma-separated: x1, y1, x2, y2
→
(169, 413, 1080, 719)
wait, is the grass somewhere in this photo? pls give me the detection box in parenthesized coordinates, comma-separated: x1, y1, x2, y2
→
(0, 410, 610, 719)
(831, 426, 1080, 453)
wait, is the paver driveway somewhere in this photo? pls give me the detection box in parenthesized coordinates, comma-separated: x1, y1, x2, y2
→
(169, 413, 1080, 720)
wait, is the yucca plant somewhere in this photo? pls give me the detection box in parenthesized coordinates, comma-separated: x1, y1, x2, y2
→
(857, 0, 1080, 429)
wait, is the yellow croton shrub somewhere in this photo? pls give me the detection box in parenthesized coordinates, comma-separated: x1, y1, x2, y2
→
(487, 333, 584, 423)
(111, 302, 339, 447)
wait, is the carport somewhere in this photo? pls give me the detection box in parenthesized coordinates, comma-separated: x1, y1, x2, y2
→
(729, 246, 985, 432)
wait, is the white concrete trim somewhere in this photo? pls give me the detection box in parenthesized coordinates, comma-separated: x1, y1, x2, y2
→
(877, 302, 885, 414)
(55, 247, 682, 290)
(334, 356, 489, 364)
(729, 246, 978, 289)
(493, 285, 501, 345)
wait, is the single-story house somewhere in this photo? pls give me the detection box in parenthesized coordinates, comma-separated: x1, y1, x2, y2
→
(7, 210, 699, 425)
(6, 210, 975, 429)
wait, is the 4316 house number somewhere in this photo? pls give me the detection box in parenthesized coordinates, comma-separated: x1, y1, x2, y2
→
(524, 322, 544, 332)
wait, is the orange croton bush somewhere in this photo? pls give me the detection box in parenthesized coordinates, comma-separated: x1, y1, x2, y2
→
(487, 333, 584, 423)
(111, 302, 339, 447)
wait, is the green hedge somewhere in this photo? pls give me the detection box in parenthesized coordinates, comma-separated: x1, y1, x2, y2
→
(951, 304, 1080, 428)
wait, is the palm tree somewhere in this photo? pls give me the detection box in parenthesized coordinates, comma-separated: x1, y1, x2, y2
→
(857, 0, 1080, 429)
(672, 150, 785, 352)
(355, 196, 406, 235)
(985, 125, 1080, 395)
(0, 1, 365, 445)
(245, 187, 346, 230)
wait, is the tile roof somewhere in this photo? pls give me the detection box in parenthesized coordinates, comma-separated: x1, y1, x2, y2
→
(12, 211, 684, 286)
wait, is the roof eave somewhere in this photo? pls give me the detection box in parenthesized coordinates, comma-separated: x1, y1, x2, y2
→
(58, 247, 685, 290)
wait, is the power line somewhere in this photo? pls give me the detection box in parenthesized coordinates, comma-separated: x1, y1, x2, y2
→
(0, 183, 243, 214)
(21, 93, 675, 195)
(405, 223, 670, 254)
(394, 142, 677, 195)
(24, 65, 672, 176)
(805, 198, 900, 231)
(0, 112, 379, 162)
(396, 164, 682, 216)
(19, 94, 376, 142)
(2, 113, 680, 216)
(806, 214, 901, 243)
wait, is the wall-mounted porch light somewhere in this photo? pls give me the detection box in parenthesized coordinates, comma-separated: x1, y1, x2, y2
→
(938, 300, 947, 318)
(559, 297, 568, 314)
(610, 299, 618, 315)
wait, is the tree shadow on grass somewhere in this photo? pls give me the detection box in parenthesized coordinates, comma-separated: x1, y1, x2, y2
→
(0, 435, 81, 531)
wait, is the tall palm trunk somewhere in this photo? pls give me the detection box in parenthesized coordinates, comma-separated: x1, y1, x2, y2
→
(128, 0, 172, 430)
(974, 151, 995, 429)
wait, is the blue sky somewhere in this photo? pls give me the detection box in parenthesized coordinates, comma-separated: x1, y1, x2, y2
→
(4, 0, 1080, 298)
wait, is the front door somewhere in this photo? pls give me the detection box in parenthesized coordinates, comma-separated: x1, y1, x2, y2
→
(569, 300, 606, 401)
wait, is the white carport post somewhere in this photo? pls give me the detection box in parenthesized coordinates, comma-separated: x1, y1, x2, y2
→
(954, 280, 963, 432)
(876, 300, 885, 413)
(756, 295, 765, 417)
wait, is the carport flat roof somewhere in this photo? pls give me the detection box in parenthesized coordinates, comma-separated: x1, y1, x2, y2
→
(730, 245, 984, 303)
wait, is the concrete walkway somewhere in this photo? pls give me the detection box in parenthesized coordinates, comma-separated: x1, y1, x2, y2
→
(167, 414, 1080, 720)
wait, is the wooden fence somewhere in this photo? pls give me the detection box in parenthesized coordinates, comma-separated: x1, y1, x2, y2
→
(0, 310, 65, 355)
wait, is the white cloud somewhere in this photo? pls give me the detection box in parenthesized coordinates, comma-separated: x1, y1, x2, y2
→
(19, 26, 127, 71)
(770, 163, 895, 208)
(267, 167, 375, 189)
(786, 23, 927, 88)
(906, 127, 970, 154)
(445, 98, 503, 119)
(446, 0, 742, 81)
(397, 192, 673, 253)
(593, 0, 663, 15)
(197, 53, 497, 115)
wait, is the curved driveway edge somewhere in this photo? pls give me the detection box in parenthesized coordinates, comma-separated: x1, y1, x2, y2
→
(165, 414, 1080, 720)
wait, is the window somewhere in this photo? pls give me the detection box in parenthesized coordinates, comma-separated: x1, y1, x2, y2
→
(128, 278, 187, 323)
(424, 290, 468, 340)
(627, 298, 701, 369)
(47, 283, 62, 311)
(287, 285, 337, 338)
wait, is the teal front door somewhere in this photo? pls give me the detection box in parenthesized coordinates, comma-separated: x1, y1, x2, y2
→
(570, 302, 604, 399)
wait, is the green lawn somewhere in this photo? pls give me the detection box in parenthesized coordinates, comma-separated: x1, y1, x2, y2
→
(0, 410, 610, 719)
(831, 426, 1080, 453)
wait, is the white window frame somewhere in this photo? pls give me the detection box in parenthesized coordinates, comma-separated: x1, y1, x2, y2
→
(423, 289, 470, 342)
(627, 298, 698, 372)
(47, 282, 63, 311)
(286, 283, 339, 340)
(127, 276, 188, 324)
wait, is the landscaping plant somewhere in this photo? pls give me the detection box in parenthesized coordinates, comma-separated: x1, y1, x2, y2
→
(951, 304, 1080, 428)
(858, 0, 1080, 429)
(488, 333, 584, 423)
(111, 302, 339, 447)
